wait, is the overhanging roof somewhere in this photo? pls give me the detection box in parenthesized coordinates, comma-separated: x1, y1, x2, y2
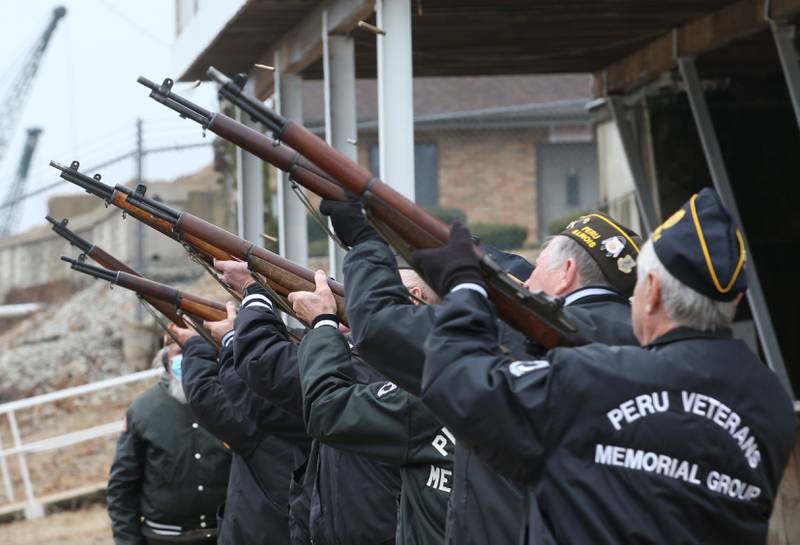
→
(175, 0, 800, 97)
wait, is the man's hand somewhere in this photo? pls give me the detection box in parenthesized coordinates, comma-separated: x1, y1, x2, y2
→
(203, 301, 238, 343)
(288, 270, 337, 325)
(214, 259, 255, 293)
(411, 221, 484, 295)
(169, 322, 199, 346)
(319, 198, 383, 247)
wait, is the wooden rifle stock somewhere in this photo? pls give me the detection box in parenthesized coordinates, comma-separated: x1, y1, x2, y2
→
(55, 159, 348, 325)
(208, 115, 346, 202)
(176, 213, 348, 325)
(273, 120, 583, 347)
(114, 272, 227, 322)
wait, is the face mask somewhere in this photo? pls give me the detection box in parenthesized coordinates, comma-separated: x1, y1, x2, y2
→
(170, 355, 183, 381)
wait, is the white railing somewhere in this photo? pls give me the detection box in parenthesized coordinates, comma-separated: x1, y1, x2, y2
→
(0, 368, 161, 519)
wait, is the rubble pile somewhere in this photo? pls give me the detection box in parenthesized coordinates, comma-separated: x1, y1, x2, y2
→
(0, 283, 142, 401)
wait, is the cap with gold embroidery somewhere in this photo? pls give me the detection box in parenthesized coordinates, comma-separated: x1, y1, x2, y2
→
(652, 187, 746, 301)
(559, 212, 643, 296)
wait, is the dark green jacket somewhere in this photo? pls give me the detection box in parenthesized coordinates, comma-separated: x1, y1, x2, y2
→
(298, 325, 453, 545)
(107, 378, 231, 545)
(344, 240, 527, 545)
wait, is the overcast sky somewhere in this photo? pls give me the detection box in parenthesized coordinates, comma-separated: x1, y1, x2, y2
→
(0, 0, 217, 233)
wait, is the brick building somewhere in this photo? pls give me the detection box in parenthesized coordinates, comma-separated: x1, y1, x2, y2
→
(300, 73, 596, 244)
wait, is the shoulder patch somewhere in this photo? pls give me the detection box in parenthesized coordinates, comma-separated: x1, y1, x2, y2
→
(508, 360, 550, 378)
(377, 382, 398, 398)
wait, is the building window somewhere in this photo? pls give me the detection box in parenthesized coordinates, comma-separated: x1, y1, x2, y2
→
(368, 142, 439, 207)
(566, 168, 580, 207)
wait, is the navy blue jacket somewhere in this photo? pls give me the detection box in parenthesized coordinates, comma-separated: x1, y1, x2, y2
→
(422, 289, 796, 545)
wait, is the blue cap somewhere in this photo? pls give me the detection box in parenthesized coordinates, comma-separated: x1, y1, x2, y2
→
(652, 188, 747, 301)
(482, 244, 535, 282)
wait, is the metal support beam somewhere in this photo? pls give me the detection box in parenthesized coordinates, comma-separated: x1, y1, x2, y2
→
(376, 0, 415, 199)
(275, 61, 308, 270)
(678, 57, 795, 398)
(607, 96, 659, 234)
(325, 33, 357, 281)
(235, 79, 265, 247)
(134, 119, 145, 323)
(771, 22, 800, 129)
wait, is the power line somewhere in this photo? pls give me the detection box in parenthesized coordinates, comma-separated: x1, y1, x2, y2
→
(0, 141, 212, 212)
(96, 0, 171, 49)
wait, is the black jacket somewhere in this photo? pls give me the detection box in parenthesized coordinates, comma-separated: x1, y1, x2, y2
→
(342, 240, 638, 545)
(107, 377, 231, 545)
(422, 289, 796, 545)
(233, 286, 401, 545)
(298, 324, 453, 545)
(181, 336, 309, 545)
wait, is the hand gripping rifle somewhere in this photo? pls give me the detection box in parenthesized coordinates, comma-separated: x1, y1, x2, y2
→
(50, 160, 348, 327)
(61, 256, 225, 349)
(139, 74, 583, 348)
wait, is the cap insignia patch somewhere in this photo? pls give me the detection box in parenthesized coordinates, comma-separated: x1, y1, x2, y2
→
(601, 236, 626, 258)
(617, 254, 636, 274)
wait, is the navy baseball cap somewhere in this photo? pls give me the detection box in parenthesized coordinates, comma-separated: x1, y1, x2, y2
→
(482, 244, 535, 282)
(652, 188, 747, 301)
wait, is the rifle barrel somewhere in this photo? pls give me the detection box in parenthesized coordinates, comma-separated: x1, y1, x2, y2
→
(51, 217, 188, 328)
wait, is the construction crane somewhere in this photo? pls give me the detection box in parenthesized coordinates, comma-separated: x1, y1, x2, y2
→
(0, 6, 66, 167)
(0, 128, 43, 235)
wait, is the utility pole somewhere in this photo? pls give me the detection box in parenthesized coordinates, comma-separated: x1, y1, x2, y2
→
(134, 118, 144, 322)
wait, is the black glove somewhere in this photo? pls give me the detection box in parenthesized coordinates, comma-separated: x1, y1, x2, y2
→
(319, 198, 383, 247)
(411, 221, 485, 296)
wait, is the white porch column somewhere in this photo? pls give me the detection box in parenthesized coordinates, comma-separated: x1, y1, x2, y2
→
(325, 33, 357, 280)
(275, 68, 308, 267)
(376, 0, 415, 199)
(235, 79, 265, 244)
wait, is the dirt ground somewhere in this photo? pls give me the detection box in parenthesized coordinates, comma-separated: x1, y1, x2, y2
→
(0, 505, 112, 545)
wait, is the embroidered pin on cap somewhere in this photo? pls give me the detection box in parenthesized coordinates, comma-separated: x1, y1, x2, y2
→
(558, 212, 643, 297)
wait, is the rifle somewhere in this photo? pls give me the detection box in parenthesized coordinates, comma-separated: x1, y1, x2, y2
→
(61, 256, 226, 349)
(136, 76, 345, 203)
(50, 160, 348, 326)
(47, 215, 190, 332)
(140, 74, 583, 348)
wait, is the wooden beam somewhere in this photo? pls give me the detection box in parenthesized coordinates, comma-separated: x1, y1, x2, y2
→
(252, 0, 374, 99)
(598, 0, 800, 95)
(772, 0, 800, 19)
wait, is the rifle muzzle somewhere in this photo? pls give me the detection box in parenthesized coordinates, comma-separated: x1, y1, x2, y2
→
(61, 256, 118, 283)
(50, 160, 113, 200)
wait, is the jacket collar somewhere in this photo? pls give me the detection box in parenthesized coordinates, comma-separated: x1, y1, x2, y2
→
(564, 286, 630, 307)
(646, 326, 733, 348)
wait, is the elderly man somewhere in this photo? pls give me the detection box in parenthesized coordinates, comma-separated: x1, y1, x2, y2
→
(320, 198, 641, 545)
(171, 311, 310, 545)
(288, 268, 453, 545)
(412, 188, 795, 544)
(107, 340, 231, 545)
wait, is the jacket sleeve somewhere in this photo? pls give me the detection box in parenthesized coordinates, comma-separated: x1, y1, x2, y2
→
(298, 325, 448, 466)
(343, 240, 436, 396)
(181, 336, 261, 456)
(107, 407, 146, 545)
(421, 288, 564, 482)
(233, 284, 304, 418)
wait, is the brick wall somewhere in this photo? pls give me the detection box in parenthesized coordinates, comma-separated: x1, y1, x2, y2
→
(435, 127, 543, 242)
(356, 127, 545, 244)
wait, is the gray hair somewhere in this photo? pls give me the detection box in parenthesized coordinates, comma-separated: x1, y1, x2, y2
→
(544, 236, 610, 289)
(153, 346, 170, 374)
(636, 240, 737, 331)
